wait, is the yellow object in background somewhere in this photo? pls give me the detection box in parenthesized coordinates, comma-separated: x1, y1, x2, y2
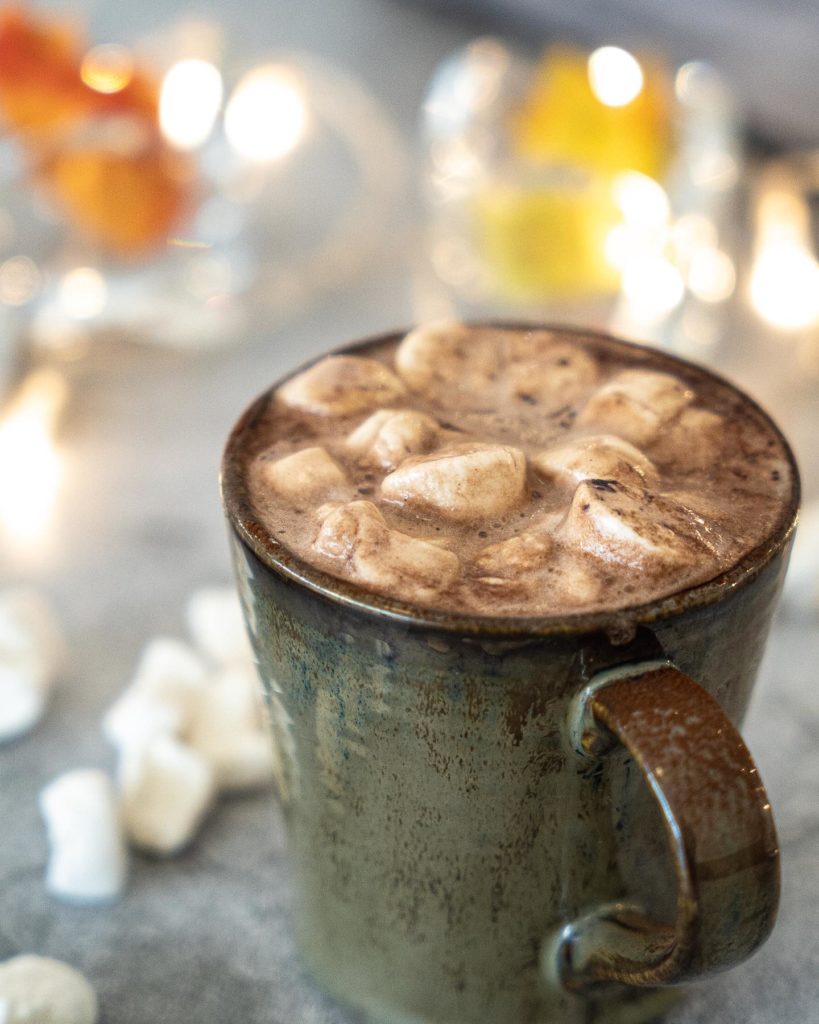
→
(512, 44, 672, 180)
(472, 44, 674, 300)
(474, 177, 620, 297)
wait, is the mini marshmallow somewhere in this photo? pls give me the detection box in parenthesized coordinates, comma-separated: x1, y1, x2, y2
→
(277, 355, 406, 416)
(118, 734, 215, 856)
(0, 955, 98, 1024)
(313, 501, 460, 602)
(381, 443, 527, 522)
(578, 370, 694, 445)
(648, 407, 724, 470)
(102, 638, 208, 749)
(0, 589, 64, 744)
(506, 337, 599, 406)
(188, 667, 273, 794)
(473, 527, 555, 577)
(39, 770, 127, 904)
(394, 321, 488, 399)
(186, 586, 253, 668)
(256, 447, 347, 505)
(532, 434, 657, 489)
(558, 480, 719, 568)
(346, 409, 439, 469)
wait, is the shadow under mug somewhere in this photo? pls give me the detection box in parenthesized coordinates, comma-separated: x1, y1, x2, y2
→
(221, 327, 800, 1024)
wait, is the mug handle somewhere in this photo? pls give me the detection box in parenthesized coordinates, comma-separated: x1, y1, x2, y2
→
(545, 663, 780, 993)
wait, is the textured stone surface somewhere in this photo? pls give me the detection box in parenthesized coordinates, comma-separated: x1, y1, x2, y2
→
(0, 1, 817, 1022)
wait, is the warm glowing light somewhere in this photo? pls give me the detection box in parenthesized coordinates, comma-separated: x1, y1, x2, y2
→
(81, 44, 134, 94)
(613, 172, 670, 228)
(59, 268, 107, 320)
(588, 46, 644, 107)
(749, 243, 819, 330)
(224, 65, 307, 162)
(621, 257, 685, 323)
(669, 214, 718, 263)
(603, 225, 630, 270)
(0, 369, 66, 547)
(0, 256, 41, 306)
(159, 59, 224, 151)
(687, 248, 735, 304)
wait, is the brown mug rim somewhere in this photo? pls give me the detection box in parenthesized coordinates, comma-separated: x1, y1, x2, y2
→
(221, 323, 801, 638)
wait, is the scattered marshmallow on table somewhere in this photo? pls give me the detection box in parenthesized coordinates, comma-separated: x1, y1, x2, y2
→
(186, 586, 254, 668)
(0, 589, 64, 744)
(188, 666, 273, 794)
(39, 770, 127, 904)
(118, 734, 215, 856)
(102, 637, 208, 750)
(0, 955, 98, 1024)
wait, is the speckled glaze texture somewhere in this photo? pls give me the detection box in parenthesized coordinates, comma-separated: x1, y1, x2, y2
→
(226, 533, 792, 1024)
(222, 327, 799, 1024)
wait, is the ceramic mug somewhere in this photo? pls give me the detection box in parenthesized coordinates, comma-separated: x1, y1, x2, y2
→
(221, 328, 800, 1024)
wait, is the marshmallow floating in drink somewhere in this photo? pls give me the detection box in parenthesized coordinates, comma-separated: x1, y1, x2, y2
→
(39, 770, 127, 904)
(0, 956, 98, 1024)
(258, 446, 348, 505)
(0, 589, 64, 744)
(346, 409, 439, 470)
(314, 500, 460, 602)
(278, 355, 406, 416)
(381, 443, 527, 521)
(577, 369, 693, 445)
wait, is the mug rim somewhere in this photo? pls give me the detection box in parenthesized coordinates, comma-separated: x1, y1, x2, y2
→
(221, 323, 801, 638)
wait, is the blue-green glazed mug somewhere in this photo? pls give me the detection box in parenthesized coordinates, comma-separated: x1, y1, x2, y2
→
(221, 327, 799, 1024)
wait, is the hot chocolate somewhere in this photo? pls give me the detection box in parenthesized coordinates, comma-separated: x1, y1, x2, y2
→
(239, 324, 793, 616)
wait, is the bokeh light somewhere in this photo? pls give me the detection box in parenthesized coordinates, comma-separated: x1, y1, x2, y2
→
(81, 44, 134, 94)
(587, 46, 644, 107)
(59, 268, 107, 320)
(160, 59, 224, 151)
(0, 369, 66, 549)
(224, 65, 307, 162)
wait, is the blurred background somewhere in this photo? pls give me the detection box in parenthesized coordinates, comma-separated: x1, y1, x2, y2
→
(0, 1, 817, 1022)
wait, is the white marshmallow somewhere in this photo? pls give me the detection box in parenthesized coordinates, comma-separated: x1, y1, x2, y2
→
(506, 337, 599, 406)
(394, 321, 490, 399)
(649, 407, 724, 470)
(188, 666, 273, 794)
(39, 770, 127, 905)
(186, 586, 253, 668)
(277, 355, 405, 416)
(0, 589, 64, 744)
(578, 370, 694, 445)
(0, 955, 97, 1024)
(381, 443, 527, 522)
(0, 665, 47, 747)
(558, 480, 720, 568)
(346, 409, 439, 469)
(532, 434, 657, 489)
(118, 735, 215, 856)
(313, 501, 460, 602)
(102, 638, 208, 749)
(473, 527, 555, 577)
(256, 447, 347, 505)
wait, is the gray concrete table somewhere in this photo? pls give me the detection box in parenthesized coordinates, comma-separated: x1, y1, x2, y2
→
(1, 1, 818, 1022)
